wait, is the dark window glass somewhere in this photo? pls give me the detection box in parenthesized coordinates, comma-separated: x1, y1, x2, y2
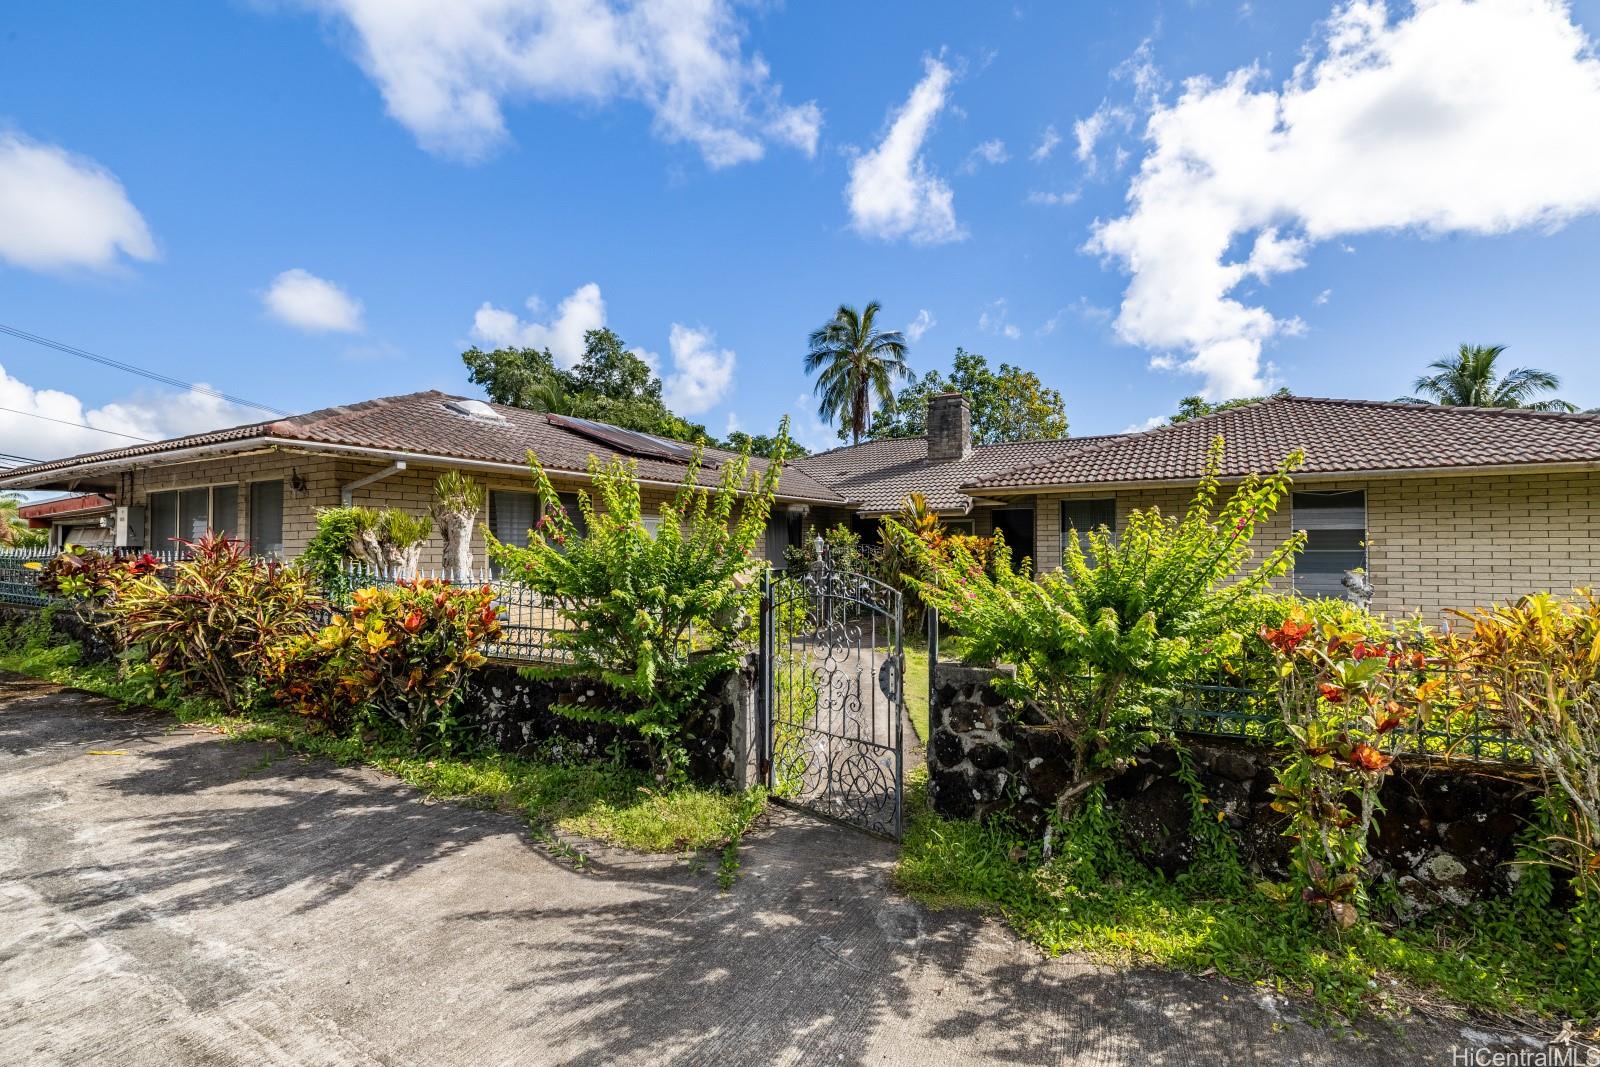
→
(249, 481, 284, 557)
(1061, 498, 1116, 563)
(148, 491, 177, 551)
(212, 485, 239, 542)
(178, 488, 209, 543)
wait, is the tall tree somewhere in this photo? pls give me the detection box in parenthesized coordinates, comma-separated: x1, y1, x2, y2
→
(868, 349, 1069, 444)
(722, 431, 809, 458)
(804, 301, 912, 445)
(1396, 344, 1576, 412)
(462, 328, 710, 442)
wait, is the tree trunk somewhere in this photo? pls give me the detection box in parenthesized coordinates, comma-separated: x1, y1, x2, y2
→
(437, 512, 474, 581)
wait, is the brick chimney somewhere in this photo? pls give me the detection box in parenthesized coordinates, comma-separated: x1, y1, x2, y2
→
(926, 391, 972, 463)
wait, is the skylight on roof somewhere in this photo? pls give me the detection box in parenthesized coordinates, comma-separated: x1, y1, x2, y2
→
(547, 413, 712, 466)
(444, 398, 506, 422)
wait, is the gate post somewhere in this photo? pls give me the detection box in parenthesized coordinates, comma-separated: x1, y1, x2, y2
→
(758, 566, 774, 790)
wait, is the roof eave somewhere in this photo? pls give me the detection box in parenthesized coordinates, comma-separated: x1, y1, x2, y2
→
(968, 458, 1600, 494)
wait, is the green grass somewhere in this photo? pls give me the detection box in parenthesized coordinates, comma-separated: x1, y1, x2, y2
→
(896, 771, 1596, 1027)
(0, 613, 766, 860)
(902, 645, 929, 743)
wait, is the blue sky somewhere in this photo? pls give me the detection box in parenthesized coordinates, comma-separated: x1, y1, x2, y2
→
(3, 0, 1600, 463)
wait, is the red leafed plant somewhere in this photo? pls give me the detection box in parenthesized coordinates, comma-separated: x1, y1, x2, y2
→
(269, 579, 501, 744)
(34, 545, 161, 626)
(107, 534, 321, 712)
(1261, 610, 1441, 927)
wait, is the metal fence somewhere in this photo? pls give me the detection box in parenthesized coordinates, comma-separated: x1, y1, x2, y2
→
(0, 549, 571, 666)
(1145, 670, 1530, 765)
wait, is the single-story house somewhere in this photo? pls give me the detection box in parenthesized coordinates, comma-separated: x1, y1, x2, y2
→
(0, 391, 845, 571)
(14, 493, 115, 550)
(790, 392, 1600, 619)
(3, 388, 1597, 617)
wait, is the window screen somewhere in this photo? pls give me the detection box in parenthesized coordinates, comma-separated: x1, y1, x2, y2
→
(944, 518, 975, 536)
(1293, 489, 1366, 598)
(178, 488, 209, 542)
(489, 491, 537, 548)
(249, 481, 284, 557)
(1060, 498, 1116, 564)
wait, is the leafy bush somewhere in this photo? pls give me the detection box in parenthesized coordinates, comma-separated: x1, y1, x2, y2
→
(889, 437, 1304, 844)
(33, 546, 161, 623)
(1439, 592, 1600, 903)
(300, 505, 435, 594)
(107, 534, 322, 712)
(269, 579, 500, 743)
(1258, 611, 1436, 925)
(489, 428, 787, 779)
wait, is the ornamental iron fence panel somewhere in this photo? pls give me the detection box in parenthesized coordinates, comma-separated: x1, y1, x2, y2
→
(760, 564, 905, 839)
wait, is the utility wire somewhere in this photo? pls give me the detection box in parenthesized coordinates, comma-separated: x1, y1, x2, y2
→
(0, 405, 152, 443)
(0, 322, 293, 418)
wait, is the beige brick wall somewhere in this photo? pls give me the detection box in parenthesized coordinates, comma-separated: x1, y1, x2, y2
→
(1026, 469, 1600, 619)
(1366, 470, 1600, 619)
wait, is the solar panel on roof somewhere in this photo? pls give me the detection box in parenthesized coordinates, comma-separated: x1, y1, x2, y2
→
(546, 413, 713, 467)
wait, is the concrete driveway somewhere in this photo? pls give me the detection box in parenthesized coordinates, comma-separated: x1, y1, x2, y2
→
(0, 674, 1549, 1066)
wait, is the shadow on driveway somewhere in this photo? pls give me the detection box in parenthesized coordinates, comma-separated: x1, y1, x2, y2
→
(0, 676, 1539, 1066)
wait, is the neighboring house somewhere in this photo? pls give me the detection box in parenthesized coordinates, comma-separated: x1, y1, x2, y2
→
(16, 494, 115, 550)
(0, 391, 844, 570)
(794, 393, 1600, 619)
(5, 389, 1597, 618)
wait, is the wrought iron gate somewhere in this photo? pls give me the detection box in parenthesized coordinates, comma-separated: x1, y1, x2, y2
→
(759, 565, 904, 838)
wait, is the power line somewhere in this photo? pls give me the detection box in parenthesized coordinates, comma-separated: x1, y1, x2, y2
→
(0, 322, 293, 418)
(0, 405, 152, 443)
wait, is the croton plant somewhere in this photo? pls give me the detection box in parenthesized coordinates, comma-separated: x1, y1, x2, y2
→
(1260, 611, 1441, 926)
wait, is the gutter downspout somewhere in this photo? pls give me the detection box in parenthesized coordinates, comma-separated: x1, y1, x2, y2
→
(341, 461, 407, 506)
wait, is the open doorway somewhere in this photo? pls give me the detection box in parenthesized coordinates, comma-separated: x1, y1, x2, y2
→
(991, 507, 1035, 570)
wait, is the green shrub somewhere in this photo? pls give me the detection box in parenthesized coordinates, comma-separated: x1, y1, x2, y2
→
(268, 578, 501, 744)
(888, 436, 1305, 844)
(107, 534, 322, 712)
(490, 426, 788, 779)
(33, 546, 161, 625)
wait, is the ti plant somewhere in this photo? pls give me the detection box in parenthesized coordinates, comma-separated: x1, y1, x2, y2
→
(1259, 612, 1437, 927)
(33, 546, 161, 627)
(892, 436, 1305, 852)
(489, 424, 790, 781)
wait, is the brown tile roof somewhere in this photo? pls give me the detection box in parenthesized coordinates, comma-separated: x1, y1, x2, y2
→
(792, 434, 1122, 513)
(967, 395, 1600, 491)
(0, 391, 847, 506)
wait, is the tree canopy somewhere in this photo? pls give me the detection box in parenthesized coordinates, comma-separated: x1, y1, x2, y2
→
(1396, 344, 1577, 412)
(462, 328, 711, 443)
(868, 348, 1069, 444)
(804, 301, 912, 445)
(1167, 387, 1291, 425)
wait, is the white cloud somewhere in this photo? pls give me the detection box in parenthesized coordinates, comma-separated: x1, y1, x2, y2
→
(263, 269, 365, 333)
(905, 308, 936, 342)
(0, 362, 257, 464)
(787, 392, 839, 452)
(978, 299, 1022, 340)
(846, 58, 964, 244)
(1090, 0, 1600, 399)
(1027, 189, 1080, 206)
(298, 0, 821, 167)
(1313, 288, 1333, 306)
(1031, 124, 1062, 162)
(724, 410, 740, 435)
(471, 282, 608, 367)
(1122, 414, 1168, 433)
(1073, 105, 1129, 168)
(0, 132, 156, 273)
(961, 138, 1009, 173)
(662, 323, 735, 414)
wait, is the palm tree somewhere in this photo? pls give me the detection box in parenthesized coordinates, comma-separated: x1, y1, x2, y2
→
(805, 301, 912, 445)
(1, 493, 25, 547)
(1396, 344, 1577, 412)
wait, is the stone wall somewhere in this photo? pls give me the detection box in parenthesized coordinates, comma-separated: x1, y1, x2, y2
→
(460, 652, 761, 788)
(927, 660, 1543, 910)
